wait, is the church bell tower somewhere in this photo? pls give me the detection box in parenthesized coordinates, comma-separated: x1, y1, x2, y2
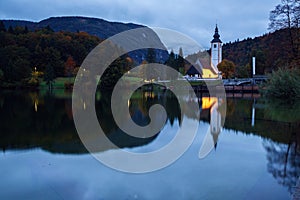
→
(211, 25, 222, 69)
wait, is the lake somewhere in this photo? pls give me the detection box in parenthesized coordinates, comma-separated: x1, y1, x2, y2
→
(0, 89, 299, 200)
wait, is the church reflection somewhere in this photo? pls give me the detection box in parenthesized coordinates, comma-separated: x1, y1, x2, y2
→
(202, 97, 222, 148)
(0, 89, 299, 193)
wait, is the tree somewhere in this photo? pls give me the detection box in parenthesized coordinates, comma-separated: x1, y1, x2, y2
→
(7, 58, 31, 82)
(44, 64, 55, 91)
(100, 57, 126, 89)
(217, 59, 236, 79)
(43, 47, 64, 76)
(146, 48, 156, 63)
(177, 47, 185, 74)
(0, 20, 6, 32)
(269, 0, 300, 31)
(64, 56, 76, 78)
(262, 68, 300, 99)
(145, 48, 159, 81)
(166, 50, 177, 70)
(165, 50, 178, 80)
(235, 65, 251, 78)
(0, 69, 4, 82)
(269, 0, 300, 65)
(8, 26, 14, 34)
(139, 60, 158, 82)
(0, 46, 31, 82)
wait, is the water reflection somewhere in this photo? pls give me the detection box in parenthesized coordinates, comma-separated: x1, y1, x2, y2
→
(263, 140, 300, 194)
(0, 89, 299, 197)
(0, 90, 299, 152)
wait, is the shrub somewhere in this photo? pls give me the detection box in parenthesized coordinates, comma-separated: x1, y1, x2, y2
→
(262, 68, 300, 99)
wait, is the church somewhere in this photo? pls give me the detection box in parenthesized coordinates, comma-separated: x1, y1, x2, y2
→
(186, 25, 223, 79)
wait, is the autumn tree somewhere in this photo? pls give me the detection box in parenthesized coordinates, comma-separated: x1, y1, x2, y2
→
(217, 59, 236, 79)
(64, 56, 76, 78)
(0, 23, 100, 87)
(269, 0, 300, 65)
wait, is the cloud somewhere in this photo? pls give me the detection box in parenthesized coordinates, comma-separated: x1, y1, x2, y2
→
(0, 0, 278, 48)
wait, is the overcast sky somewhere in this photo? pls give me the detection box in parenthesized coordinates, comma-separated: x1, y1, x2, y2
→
(0, 0, 278, 49)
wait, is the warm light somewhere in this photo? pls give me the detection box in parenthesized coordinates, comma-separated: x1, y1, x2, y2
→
(34, 100, 38, 112)
(202, 69, 218, 79)
(83, 101, 86, 110)
(202, 97, 217, 109)
(144, 91, 154, 99)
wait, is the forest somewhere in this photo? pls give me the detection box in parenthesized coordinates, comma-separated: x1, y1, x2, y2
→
(0, 22, 100, 88)
(222, 27, 300, 74)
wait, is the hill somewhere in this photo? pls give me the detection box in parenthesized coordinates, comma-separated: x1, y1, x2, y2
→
(0, 16, 170, 89)
(2, 16, 144, 39)
(222, 28, 300, 74)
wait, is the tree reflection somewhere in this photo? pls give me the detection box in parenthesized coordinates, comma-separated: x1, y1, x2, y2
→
(263, 100, 300, 193)
(263, 138, 300, 194)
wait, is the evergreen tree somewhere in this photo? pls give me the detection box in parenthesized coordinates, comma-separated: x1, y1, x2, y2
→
(177, 47, 185, 74)
(146, 48, 156, 63)
(0, 69, 3, 83)
(24, 26, 28, 34)
(166, 50, 176, 69)
(165, 50, 178, 79)
(0, 20, 6, 32)
(100, 57, 125, 89)
(145, 48, 158, 81)
(8, 26, 14, 34)
(43, 47, 64, 76)
(44, 64, 55, 91)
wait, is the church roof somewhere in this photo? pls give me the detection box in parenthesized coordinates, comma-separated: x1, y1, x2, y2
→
(211, 25, 222, 43)
(186, 65, 201, 75)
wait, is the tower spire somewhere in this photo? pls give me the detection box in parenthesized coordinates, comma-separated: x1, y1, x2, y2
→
(211, 24, 222, 43)
(210, 24, 222, 72)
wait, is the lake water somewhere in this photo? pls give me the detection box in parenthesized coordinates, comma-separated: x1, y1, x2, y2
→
(0, 89, 299, 200)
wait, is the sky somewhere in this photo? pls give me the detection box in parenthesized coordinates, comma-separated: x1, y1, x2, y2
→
(0, 0, 279, 49)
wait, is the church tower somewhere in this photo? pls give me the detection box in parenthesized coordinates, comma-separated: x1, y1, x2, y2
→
(211, 25, 222, 68)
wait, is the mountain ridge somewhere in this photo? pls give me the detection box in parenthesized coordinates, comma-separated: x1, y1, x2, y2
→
(2, 16, 145, 39)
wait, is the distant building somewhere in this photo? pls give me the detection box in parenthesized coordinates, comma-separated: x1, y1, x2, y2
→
(185, 25, 222, 79)
(211, 25, 222, 69)
(201, 24, 222, 79)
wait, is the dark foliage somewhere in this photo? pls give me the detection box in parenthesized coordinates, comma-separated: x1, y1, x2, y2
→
(222, 28, 300, 73)
(0, 24, 101, 85)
